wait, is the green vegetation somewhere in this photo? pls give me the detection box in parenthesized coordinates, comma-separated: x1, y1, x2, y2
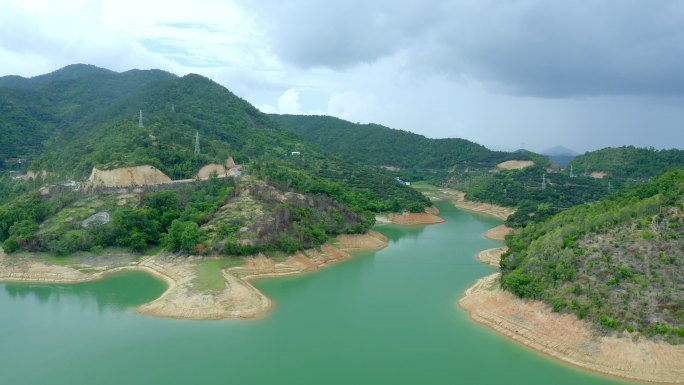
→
(501, 169, 684, 342)
(462, 165, 609, 227)
(569, 146, 684, 186)
(271, 114, 548, 185)
(0, 65, 431, 258)
(272, 115, 684, 228)
(192, 258, 243, 292)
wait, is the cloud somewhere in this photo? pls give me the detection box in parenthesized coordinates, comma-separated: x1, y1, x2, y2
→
(244, 0, 684, 97)
(240, 0, 436, 69)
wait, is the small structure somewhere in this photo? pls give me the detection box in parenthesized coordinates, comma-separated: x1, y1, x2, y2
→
(291, 151, 301, 156)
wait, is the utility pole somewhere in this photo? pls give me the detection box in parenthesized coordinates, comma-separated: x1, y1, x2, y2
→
(194, 131, 200, 154)
(139, 110, 143, 127)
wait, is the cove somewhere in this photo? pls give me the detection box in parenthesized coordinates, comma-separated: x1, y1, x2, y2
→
(0, 202, 636, 385)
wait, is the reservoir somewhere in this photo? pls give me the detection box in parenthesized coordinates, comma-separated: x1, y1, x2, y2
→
(0, 202, 634, 385)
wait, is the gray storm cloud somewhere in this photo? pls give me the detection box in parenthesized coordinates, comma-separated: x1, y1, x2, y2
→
(246, 0, 684, 97)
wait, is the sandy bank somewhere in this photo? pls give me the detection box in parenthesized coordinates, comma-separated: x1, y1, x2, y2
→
(0, 231, 388, 321)
(476, 247, 507, 268)
(375, 210, 445, 225)
(450, 191, 514, 221)
(459, 273, 684, 384)
(484, 224, 512, 241)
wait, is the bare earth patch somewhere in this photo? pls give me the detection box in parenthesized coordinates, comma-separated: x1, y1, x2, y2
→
(496, 160, 535, 170)
(88, 165, 171, 187)
(388, 212, 445, 225)
(459, 273, 684, 384)
(590, 171, 608, 179)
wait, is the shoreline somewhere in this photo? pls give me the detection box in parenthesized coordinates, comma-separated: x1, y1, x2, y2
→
(476, 247, 507, 268)
(375, 208, 444, 225)
(458, 273, 684, 384)
(461, 220, 684, 384)
(450, 190, 514, 221)
(0, 230, 390, 321)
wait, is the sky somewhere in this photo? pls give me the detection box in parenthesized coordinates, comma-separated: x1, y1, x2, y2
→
(1, 0, 683, 154)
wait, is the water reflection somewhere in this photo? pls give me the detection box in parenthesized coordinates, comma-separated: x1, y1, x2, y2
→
(3, 272, 166, 313)
(377, 223, 428, 243)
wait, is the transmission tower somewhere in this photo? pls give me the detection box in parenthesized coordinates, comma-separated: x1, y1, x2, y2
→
(542, 174, 547, 190)
(569, 165, 574, 178)
(139, 110, 143, 127)
(194, 131, 200, 154)
(171, 103, 175, 113)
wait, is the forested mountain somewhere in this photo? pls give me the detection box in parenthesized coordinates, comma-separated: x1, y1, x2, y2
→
(0, 65, 429, 257)
(569, 146, 684, 185)
(501, 169, 684, 342)
(271, 114, 548, 183)
(273, 115, 684, 228)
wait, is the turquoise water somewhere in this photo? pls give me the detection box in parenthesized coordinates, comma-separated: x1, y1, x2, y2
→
(0, 202, 637, 384)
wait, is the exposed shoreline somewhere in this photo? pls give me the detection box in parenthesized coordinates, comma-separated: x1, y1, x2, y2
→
(461, 219, 684, 384)
(450, 190, 514, 221)
(476, 247, 507, 268)
(0, 230, 390, 320)
(458, 273, 684, 384)
(375, 208, 445, 225)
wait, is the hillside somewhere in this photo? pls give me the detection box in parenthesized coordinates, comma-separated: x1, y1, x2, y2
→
(0, 65, 429, 257)
(271, 114, 548, 183)
(569, 146, 684, 186)
(271, 114, 631, 227)
(500, 169, 684, 343)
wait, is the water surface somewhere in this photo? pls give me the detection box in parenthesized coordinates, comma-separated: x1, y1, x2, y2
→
(0, 202, 637, 384)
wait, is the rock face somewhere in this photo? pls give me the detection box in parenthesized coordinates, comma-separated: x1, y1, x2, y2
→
(195, 156, 241, 179)
(496, 160, 535, 170)
(82, 212, 110, 228)
(88, 165, 172, 187)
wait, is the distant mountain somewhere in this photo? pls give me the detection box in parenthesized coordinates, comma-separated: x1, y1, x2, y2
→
(542, 146, 578, 167)
(569, 146, 684, 185)
(271, 114, 550, 184)
(0, 64, 116, 89)
(543, 145, 578, 156)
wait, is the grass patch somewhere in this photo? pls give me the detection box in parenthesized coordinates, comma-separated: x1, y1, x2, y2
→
(143, 245, 164, 256)
(192, 258, 244, 293)
(411, 182, 441, 193)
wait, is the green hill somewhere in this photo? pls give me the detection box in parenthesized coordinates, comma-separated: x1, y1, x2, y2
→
(569, 146, 684, 186)
(0, 65, 429, 257)
(271, 114, 548, 183)
(501, 169, 684, 342)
